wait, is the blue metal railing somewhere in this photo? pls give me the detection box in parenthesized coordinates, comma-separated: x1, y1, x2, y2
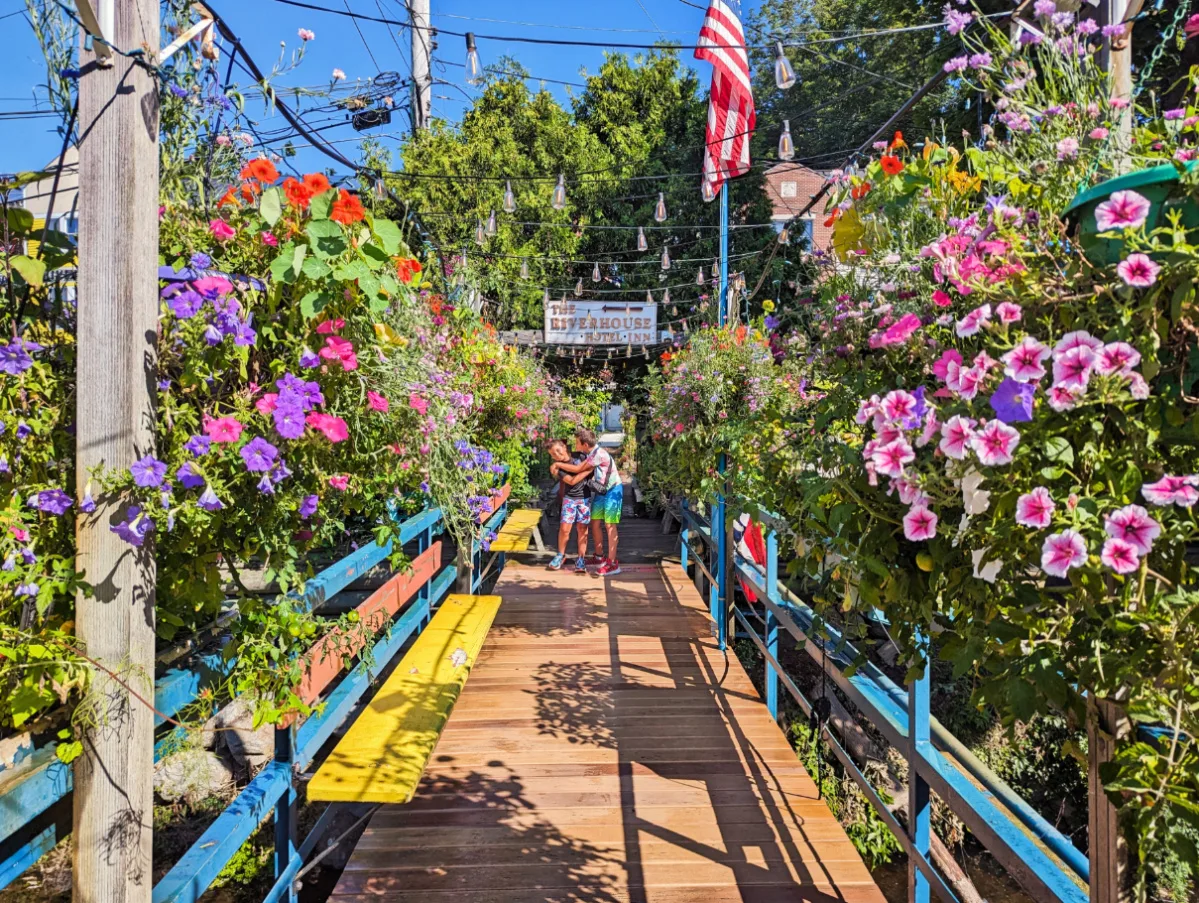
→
(677, 501, 1089, 903)
(0, 502, 511, 903)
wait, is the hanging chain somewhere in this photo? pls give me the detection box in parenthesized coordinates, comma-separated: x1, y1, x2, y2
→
(1136, 1, 1192, 99)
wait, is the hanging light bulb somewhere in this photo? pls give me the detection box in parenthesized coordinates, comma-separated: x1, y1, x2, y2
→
(696, 266, 705, 286)
(520, 258, 529, 280)
(485, 209, 497, 236)
(701, 178, 716, 203)
(778, 120, 795, 161)
(592, 262, 601, 282)
(459, 248, 468, 268)
(774, 42, 796, 90)
(543, 287, 550, 305)
(713, 261, 721, 282)
(778, 226, 790, 244)
(646, 290, 653, 304)
(637, 226, 647, 252)
(663, 287, 671, 304)
(373, 177, 387, 200)
(575, 277, 583, 296)
(671, 304, 678, 316)
(626, 344, 632, 358)
(551, 173, 566, 210)
(503, 180, 516, 213)
(474, 219, 485, 246)
(465, 33, 483, 85)
(661, 246, 671, 271)
(654, 192, 667, 223)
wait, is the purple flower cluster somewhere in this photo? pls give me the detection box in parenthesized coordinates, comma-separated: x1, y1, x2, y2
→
(0, 338, 42, 376)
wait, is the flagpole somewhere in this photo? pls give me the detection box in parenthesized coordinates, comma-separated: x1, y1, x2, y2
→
(714, 181, 729, 651)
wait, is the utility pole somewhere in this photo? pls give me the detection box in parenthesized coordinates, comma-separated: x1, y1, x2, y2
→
(410, 0, 432, 132)
(74, 0, 160, 900)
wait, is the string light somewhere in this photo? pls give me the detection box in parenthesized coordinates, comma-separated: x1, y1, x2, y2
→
(551, 173, 566, 210)
(485, 209, 497, 236)
(465, 33, 483, 85)
(696, 266, 704, 286)
(712, 261, 720, 282)
(592, 261, 601, 282)
(654, 191, 667, 223)
(774, 42, 796, 90)
(701, 179, 716, 203)
(661, 246, 671, 271)
(637, 226, 647, 252)
(778, 120, 795, 161)
(474, 219, 486, 245)
(778, 226, 790, 244)
(521, 258, 529, 279)
(503, 180, 516, 213)
(645, 290, 653, 304)
(373, 177, 387, 200)
(575, 277, 583, 296)
(663, 287, 671, 304)
(543, 287, 550, 304)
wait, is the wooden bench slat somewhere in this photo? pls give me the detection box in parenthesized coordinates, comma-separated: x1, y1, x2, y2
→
(488, 509, 543, 552)
(307, 593, 502, 803)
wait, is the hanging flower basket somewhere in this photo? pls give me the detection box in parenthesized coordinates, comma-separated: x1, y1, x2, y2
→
(1064, 161, 1199, 266)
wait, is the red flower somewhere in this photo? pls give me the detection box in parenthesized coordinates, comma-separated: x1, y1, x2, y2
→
(217, 187, 241, 208)
(889, 130, 906, 150)
(239, 158, 279, 183)
(395, 257, 423, 284)
(282, 177, 313, 208)
(238, 182, 258, 203)
(851, 181, 872, 200)
(880, 155, 904, 176)
(303, 173, 332, 195)
(330, 189, 365, 225)
(824, 209, 841, 228)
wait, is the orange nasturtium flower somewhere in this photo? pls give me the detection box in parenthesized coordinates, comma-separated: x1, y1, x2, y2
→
(734, 325, 748, 345)
(330, 189, 366, 225)
(880, 155, 905, 176)
(889, 130, 906, 150)
(238, 182, 258, 203)
(851, 181, 872, 200)
(395, 257, 423, 284)
(239, 157, 279, 184)
(217, 186, 241, 208)
(303, 173, 332, 195)
(824, 208, 842, 228)
(282, 177, 314, 208)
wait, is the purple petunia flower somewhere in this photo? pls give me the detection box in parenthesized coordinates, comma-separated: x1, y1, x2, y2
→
(80, 491, 96, 513)
(0, 455, 10, 474)
(232, 315, 257, 347)
(299, 381, 324, 408)
(0, 340, 35, 375)
(419, 481, 429, 493)
(299, 494, 319, 519)
(30, 489, 73, 516)
(204, 324, 223, 346)
(189, 252, 212, 269)
(989, 377, 1036, 424)
(168, 289, 205, 319)
(20, 548, 36, 564)
(240, 436, 279, 472)
(176, 461, 206, 490)
(1, 554, 13, 571)
(197, 486, 223, 511)
(16, 583, 38, 598)
(273, 404, 306, 440)
(111, 506, 155, 547)
(764, 314, 780, 330)
(299, 347, 320, 369)
(185, 434, 211, 456)
(16, 421, 30, 440)
(131, 455, 168, 488)
(257, 474, 275, 495)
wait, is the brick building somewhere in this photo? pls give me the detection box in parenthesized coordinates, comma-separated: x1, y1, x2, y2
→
(762, 162, 833, 251)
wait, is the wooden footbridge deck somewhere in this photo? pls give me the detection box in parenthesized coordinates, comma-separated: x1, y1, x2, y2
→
(328, 549, 887, 902)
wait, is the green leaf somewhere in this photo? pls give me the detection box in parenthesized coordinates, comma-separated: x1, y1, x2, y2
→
(309, 188, 335, 221)
(0, 170, 51, 191)
(300, 289, 334, 318)
(6, 206, 34, 234)
(360, 242, 390, 269)
(269, 242, 300, 284)
(373, 218, 403, 255)
(293, 242, 307, 276)
(10, 255, 45, 287)
(1044, 437, 1074, 467)
(306, 220, 347, 258)
(260, 186, 283, 226)
(301, 256, 331, 280)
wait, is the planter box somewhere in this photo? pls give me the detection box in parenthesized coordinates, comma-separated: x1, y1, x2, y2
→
(1065, 161, 1199, 266)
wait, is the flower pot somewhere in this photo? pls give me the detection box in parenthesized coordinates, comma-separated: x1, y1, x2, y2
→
(1063, 161, 1199, 266)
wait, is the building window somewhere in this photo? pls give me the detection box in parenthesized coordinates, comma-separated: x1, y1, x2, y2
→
(779, 181, 797, 198)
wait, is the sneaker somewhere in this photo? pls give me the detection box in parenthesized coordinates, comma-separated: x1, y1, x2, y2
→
(596, 559, 621, 576)
(574, 557, 588, 572)
(586, 555, 604, 567)
(547, 554, 565, 570)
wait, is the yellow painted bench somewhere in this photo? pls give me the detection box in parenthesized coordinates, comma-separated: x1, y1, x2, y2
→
(488, 508, 545, 553)
(307, 593, 502, 803)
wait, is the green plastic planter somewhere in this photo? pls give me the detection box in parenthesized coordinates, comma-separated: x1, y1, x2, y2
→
(1064, 160, 1199, 266)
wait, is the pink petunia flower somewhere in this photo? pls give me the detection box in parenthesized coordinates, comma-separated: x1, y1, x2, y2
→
(409, 393, 429, 416)
(209, 219, 236, 240)
(1052, 345, 1096, 392)
(1048, 384, 1082, 411)
(193, 275, 233, 298)
(261, 231, 278, 247)
(1142, 474, 1199, 507)
(204, 415, 243, 443)
(971, 420, 1021, 466)
(881, 390, 918, 423)
(367, 391, 390, 413)
(1104, 504, 1161, 556)
(1041, 530, 1088, 577)
(1100, 538, 1140, 574)
(255, 393, 278, 416)
(956, 304, 993, 337)
(319, 336, 358, 371)
(855, 396, 880, 425)
(1002, 336, 1051, 383)
(933, 350, 963, 383)
(306, 413, 349, 443)
(1015, 486, 1055, 529)
(932, 289, 953, 308)
(1116, 253, 1160, 288)
(1094, 189, 1151, 231)
(329, 474, 350, 490)
(315, 318, 345, 335)
(1127, 372, 1150, 399)
(939, 415, 975, 460)
(871, 439, 915, 479)
(956, 365, 986, 401)
(995, 302, 1022, 324)
(1094, 342, 1141, 376)
(1056, 137, 1079, 161)
(903, 505, 938, 542)
(1089, 127, 1109, 141)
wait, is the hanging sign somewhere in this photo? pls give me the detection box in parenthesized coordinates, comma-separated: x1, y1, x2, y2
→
(544, 299, 658, 345)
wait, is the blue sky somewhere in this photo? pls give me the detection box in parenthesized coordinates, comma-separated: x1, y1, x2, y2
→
(0, 0, 762, 175)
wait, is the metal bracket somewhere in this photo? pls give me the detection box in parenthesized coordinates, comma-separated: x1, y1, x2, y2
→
(74, 0, 114, 66)
(158, 4, 218, 65)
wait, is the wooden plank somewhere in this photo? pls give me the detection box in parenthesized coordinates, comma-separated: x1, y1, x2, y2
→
(307, 594, 502, 803)
(330, 559, 885, 903)
(489, 508, 545, 552)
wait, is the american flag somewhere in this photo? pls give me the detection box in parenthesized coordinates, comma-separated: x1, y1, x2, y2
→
(694, 0, 756, 200)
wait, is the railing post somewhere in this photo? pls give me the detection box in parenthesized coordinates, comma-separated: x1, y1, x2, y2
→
(1088, 697, 1132, 903)
(764, 529, 779, 721)
(711, 467, 727, 650)
(680, 499, 690, 577)
(907, 638, 931, 903)
(274, 725, 298, 903)
(418, 522, 431, 624)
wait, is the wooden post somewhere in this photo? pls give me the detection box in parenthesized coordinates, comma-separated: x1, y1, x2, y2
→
(1095, 0, 1145, 165)
(73, 1, 160, 901)
(1089, 697, 1133, 903)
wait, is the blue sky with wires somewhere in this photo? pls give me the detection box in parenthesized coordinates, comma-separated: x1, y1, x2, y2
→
(0, 0, 762, 174)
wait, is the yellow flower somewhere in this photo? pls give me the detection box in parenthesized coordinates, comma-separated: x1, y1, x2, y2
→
(762, 299, 776, 312)
(373, 323, 408, 346)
